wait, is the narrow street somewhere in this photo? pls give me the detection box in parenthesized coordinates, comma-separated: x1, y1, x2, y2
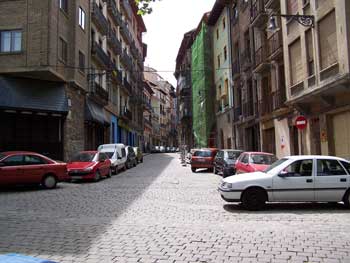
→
(0, 153, 350, 263)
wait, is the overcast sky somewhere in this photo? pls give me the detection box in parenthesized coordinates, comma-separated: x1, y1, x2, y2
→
(143, 0, 215, 87)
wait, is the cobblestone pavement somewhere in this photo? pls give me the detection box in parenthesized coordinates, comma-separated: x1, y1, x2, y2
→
(0, 153, 350, 263)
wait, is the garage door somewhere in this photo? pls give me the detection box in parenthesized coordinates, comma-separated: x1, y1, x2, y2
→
(333, 111, 350, 160)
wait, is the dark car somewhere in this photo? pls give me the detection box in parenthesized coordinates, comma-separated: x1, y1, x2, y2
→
(213, 149, 243, 177)
(126, 146, 137, 169)
(0, 151, 69, 189)
(191, 148, 218, 173)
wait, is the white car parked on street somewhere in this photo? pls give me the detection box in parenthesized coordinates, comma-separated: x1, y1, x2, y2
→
(98, 144, 127, 174)
(218, 155, 350, 210)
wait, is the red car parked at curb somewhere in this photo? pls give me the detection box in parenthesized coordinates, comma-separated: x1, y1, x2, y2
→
(235, 151, 277, 174)
(67, 151, 111, 182)
(191, 148, 218, 173)
(0, 151, 69, 189)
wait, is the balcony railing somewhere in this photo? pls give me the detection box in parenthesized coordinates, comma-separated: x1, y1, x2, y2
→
(107, 0, 124, 27)
(254, 46, 267, 68)
(232, 59, 240, 77)
(120, 21, 133, 44)
(240, 49, 251, 70)
(160, 123, 166, 129)
(92, 2, 108, 35)
(109, 61, 123, 84)
(144, 117, 152, 127)
(272, 89, 286, 111)
(107, 29, 122, 55)
(243, 100, 254, 118)
(251, 0, 268, 26)
(92, 42, 111, 68)
(121, 108, 132, 121)
(260, 97, 273, 116)
(88, 80, 109, 105)
(267, 30, 282, 58)
(234, 106, 242, 122)
(123, 77, 132, 93)
(120, 50, 133, 70)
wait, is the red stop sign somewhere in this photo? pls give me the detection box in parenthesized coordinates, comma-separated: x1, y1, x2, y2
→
(295, 116, 307, 130)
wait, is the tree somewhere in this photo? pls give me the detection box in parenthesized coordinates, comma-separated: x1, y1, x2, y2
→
(135, 0, 160, 15)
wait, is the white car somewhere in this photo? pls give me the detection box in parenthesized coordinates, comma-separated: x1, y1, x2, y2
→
(218, 155, 350, 210)
(98, 144, 127, 174)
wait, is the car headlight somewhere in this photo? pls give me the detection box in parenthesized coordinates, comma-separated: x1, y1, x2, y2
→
(83, 166, 94, 172)
(220, 182, 233, 189)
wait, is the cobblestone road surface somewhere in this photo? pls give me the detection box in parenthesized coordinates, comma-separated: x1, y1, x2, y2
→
(0, 153, 349, 263)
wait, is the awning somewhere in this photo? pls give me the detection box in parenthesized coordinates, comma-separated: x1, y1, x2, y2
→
(0, 76, 68, 114)
(85, 99, 110, 126)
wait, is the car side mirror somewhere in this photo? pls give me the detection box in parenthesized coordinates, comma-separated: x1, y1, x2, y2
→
(278, 171, 289, 178)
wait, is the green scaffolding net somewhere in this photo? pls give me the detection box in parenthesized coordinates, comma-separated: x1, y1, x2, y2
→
(191, 22, 215, 148)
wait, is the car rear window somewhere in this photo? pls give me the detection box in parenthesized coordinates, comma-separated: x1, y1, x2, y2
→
(193, 151, 212, 157)
(227, 151, 241, 160)
(250, 154, 276, 165)
(71, 152, 95, 162)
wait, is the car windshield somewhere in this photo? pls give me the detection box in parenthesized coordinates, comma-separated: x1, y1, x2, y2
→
(250, 154, 276, 165)
(193, 151, 212, 157)
(102, 152, 114, 158)
(264, 158, 288, 173)
(71, 152, 96, 162)
(227, 151, 241, 160)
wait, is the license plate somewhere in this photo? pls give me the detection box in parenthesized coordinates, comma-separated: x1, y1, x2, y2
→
(71, 176, 82, 179)
(198, 159, 205, 162)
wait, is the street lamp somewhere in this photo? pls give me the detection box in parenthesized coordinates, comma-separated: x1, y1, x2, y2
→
(266, 13, 315, 32)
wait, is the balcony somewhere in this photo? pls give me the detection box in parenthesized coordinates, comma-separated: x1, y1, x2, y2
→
(272, 89, 286, 111)
(233, 106, 242, 122)
(243, 100, 255, 118)
(109, 61, 122, 84)
(160, 123, 166, 129)
(89, 81, 109, 106)
(107, 0, 124, 27)
(120, 50, 133, 70)
(265, 0, 280, 10)
(232, 59, 240, 79)
(107, 30, 122, 55)
(121, 0, 133, 21)
(92, 2, 108, 35)
(251, 0, 268, 27)
(254, 46, 270, 72)
(121, 108, 132, 121)
(160, 110, 166, 116)
(144, 117, 152, 128)
(267, 31, 283, 60)
(123, 77, 132, 94)
(91, 42, 110, 69)
(240, 49, 251, 71)
(120, 21, 133, 44)
(260, 97, 273, 116)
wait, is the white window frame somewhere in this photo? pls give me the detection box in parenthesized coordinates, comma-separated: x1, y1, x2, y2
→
(78, 7, 86, 30)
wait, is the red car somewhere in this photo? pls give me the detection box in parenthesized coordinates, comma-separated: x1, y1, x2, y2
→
(67, 151, 111, 181)
(191, 148, 218, 173)
(235, 151, 277, 174)
(0, 151, 69, 189)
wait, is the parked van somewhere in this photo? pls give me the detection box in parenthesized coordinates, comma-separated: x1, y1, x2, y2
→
(98, 144, 127, 174)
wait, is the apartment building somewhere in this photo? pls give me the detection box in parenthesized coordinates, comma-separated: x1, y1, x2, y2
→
(0, 0, 90, 160)
(281, 0, 350, 160)
(175, 29, 195, 149)
(143, 80, 154, 152)
(208, 0, 234, 149)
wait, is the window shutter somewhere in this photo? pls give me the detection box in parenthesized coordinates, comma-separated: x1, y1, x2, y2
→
(289, 38, 303, 85)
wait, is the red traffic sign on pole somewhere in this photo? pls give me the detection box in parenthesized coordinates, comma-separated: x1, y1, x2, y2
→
(295, 116, 307, 130)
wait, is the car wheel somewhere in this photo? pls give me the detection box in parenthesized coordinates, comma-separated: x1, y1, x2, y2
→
(94, 171, 101, 182)
(42, 174, 57, 189)
(241, 188, 267, 211)
(344, 190, 350, 208)
(191, 167, 196, 173)
(107, 168, 112, 178)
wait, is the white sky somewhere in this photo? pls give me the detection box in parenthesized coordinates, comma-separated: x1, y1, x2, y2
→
(143, 0, 215, 87)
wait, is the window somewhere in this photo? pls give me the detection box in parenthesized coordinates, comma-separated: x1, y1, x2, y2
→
(319, 10, 338, 70)
(224, 46, 227, 61)
(305, 29, 314, 76)
(24, 155, 47, 165)
(317, 159, 346, 176)
(121, 148, 126, 157)
(341, 161, 350, 174)
(79, 7, 86, 30)
(59, 37, 68, 63)
(284, 159, 313, 177)
(0, 30, 22, 53)
(241, 154, 249, 164)
(216, 28, 219, 39)
(3, 155, 23, 166)
(59, 0, 68, 13)
(217, 55, 221, 68)
(289, 38, 302, 85)
(79, 51, 85, 72)
(223, 18, 226, 30)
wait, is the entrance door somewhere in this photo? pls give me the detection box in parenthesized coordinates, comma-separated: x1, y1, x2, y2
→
(333, 111, 350, 160)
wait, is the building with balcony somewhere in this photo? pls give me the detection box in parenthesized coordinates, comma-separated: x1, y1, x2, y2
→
(0, 0, 90, 161)
(143, 80, 154, 152)
(281, 0, 350, 160)
(174, 29, 196, 150)
(208, 0, 234, 149)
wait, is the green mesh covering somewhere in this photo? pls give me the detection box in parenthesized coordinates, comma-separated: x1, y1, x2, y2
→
(191, 22, 215, 148)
